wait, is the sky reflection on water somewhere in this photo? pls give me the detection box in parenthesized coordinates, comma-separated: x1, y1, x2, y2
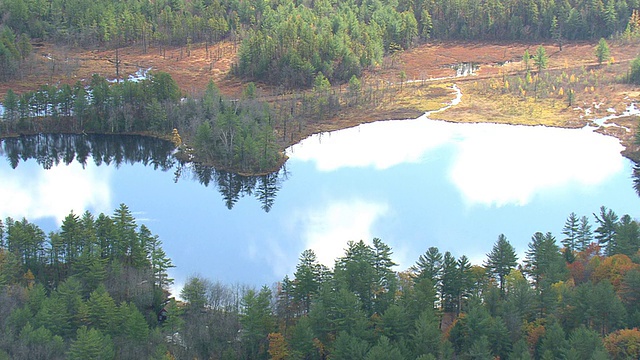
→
(0, 161, 112, 223)
(288, 117, 625, 207)
(1, 117, 638, 289)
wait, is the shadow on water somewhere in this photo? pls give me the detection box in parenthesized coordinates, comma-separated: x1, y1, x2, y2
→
(0, 134, 285, 212)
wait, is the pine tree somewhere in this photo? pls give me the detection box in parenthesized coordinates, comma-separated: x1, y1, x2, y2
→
(372, 238, 398, 314)
(3, 89, 18, 122)
(538, 321, 568, 359)
(484, 234, 518, 295)
(577, 216, 593, 251)
(412, 308, 440, 359)
(562, 213, 580, 252)
(111, 204, 138, 263)
(566, 326, 606, 358)
(240, 286, 274, 360)
(67, 326, 115, 360)
(524, 232, 567, 318)
(532, 46, 548, 98)
(148, 234, 174, 291)
(413, 247, 443, 286)
(366, 336, 404, 360)
(594, 206, 619, 255)
(612, 215, 640, 256)
(293, 249, 324, 314)
(85, 285, 117, 333)
(595, 38, 610, 65)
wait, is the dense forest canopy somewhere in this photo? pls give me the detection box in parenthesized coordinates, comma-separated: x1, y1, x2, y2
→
(1, 0, 639, 86)
(1, 205, 640, 359)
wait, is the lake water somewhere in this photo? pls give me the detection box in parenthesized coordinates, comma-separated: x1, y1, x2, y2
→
(1, 102, 639, 290)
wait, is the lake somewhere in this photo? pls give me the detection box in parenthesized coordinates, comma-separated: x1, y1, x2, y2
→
(1, 103, 639, 290)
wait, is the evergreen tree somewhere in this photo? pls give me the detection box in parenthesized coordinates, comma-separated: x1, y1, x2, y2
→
(332, 331, 370, 360)
(440, 251, 460, 312)
(412, 308, 440, 359)
(566, 326, 606, 359)
(595, 38, 610, 65)
(412, 247, 443, 286)
(613, 215, 640, 256)
(67, 326, 115, 360)
(334, 240, 377, 315)
(524, 232, 567, 318)
(484, 234, 518, 294)
(532, 45, 549, 98)
(289, 316, 318, 359)
(365, 336, 403, 360)
(3, 89, 18, 122)
(379, 303, 410, 342)
(594, 206, 619, 255)
(538, 321, 568, 359)
(240, 286, 274, 359)
(85, 285, 117, 333)
(372, 238, 398, 314)
(293, 249, 324, 314)
(577, 216, 594, 251)
(591, 280, 626, 335)
(562, 212, 580, 253)
(17, 323, 65, 360)
(111, 204, 138, 263)
(630, 55, 640, 84)
(180, 276, 209, 311)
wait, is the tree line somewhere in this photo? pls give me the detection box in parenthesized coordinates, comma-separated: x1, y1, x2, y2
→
(164, 205, 640, 359)
(0, 204, 175, 359)
(1, 0, 640, 86)
(1, 204, 639, 359)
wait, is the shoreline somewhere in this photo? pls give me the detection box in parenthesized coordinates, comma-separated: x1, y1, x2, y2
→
(2, 40, 639, 173)
(2, 83, 638, 174)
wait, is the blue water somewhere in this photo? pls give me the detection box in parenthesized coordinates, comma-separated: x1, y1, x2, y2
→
(1, 115, 639, 291)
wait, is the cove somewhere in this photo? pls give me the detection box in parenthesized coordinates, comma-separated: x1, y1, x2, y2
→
(1, 112, 639, 289)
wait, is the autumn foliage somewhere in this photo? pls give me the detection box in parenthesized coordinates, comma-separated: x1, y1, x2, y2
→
(604, 328, 640, 360)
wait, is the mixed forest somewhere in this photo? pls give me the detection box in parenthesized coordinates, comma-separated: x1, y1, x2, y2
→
(1, 204, 640, 359)
(1, 0, 640, 86)
(2, 0, 640, 173)
(1, 0, 640, 357)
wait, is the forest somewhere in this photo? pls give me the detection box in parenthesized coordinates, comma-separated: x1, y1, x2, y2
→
(2, 0, 640, 174)
(1, 204, 640, 359)
(2, 0, 640, 87)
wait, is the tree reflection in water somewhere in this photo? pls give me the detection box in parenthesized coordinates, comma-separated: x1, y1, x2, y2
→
(0, 134, 285, 211)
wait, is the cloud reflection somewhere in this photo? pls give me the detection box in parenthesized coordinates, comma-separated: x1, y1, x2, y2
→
(450, 125, 624, 206)
(288, 118, 625, 207)
(296, 199, 389, 267)
(0, 162, 113, 224)
(287, 119, 457, 171)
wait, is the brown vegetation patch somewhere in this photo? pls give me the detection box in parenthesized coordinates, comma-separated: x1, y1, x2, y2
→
(2, 39, 639, 161)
